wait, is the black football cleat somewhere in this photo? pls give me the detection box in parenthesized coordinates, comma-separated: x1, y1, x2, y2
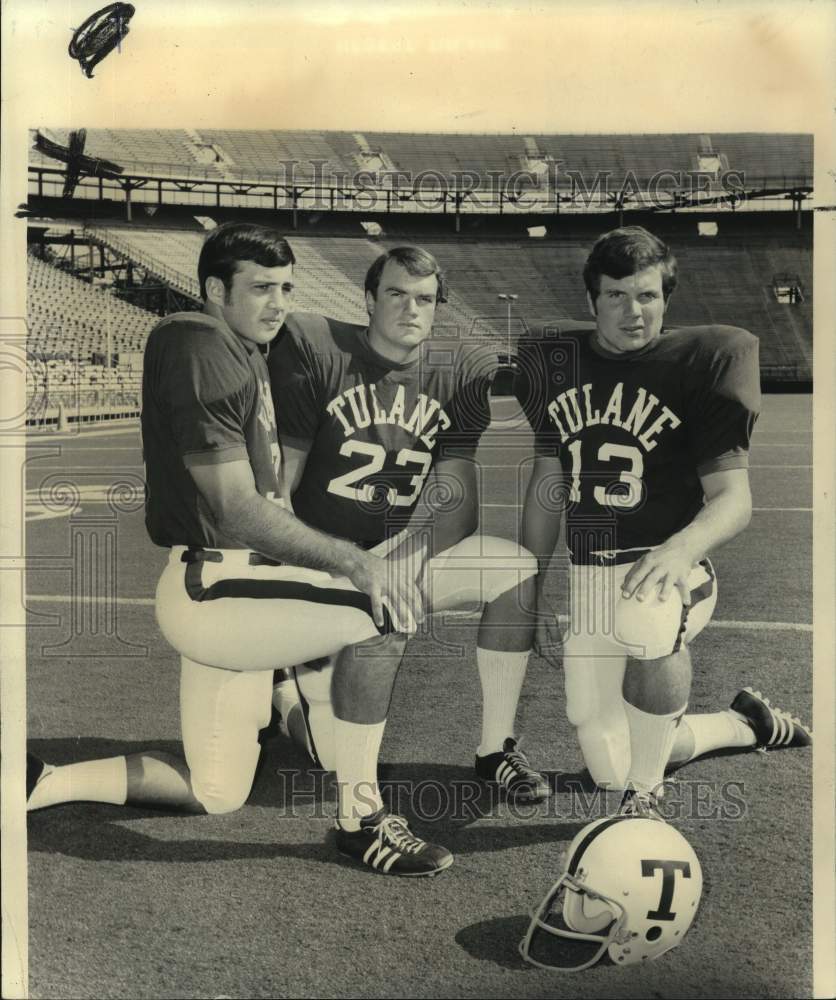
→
(475, 737, 551, 803)
(335, 808, 453, 877)
(731, 687, 812, 749)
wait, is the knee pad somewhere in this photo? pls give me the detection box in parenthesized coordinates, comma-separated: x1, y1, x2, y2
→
(427, 534, 537, 609)
(193, 780, 252, 816)
(473, 536, 537, 602)
(614, 558, 717, 660)
(180, 656, 268, 813)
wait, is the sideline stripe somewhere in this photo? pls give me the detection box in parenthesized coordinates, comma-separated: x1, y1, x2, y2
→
(22, 594, 812, 633)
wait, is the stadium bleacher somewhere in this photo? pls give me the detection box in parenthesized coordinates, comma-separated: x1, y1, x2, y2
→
(27, 255, 154, 418)
(28, 256, 155, 359)
(29, 129, 812, 189)
(24, 129, 813, 426)
(30, 128, 201, 174)
(196, 130, 355, 181)
(362, 132, 528, 186)
(709, 133, 813, 183)
(73, 223, 813, 376)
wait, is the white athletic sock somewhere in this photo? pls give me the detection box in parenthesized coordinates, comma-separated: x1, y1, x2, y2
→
(624, 702, 687, 795)
(335, 719, 386, 831)
(26, 757, 128, 811)
(676, 710, 756, 763)
(476, 648, 530, 756)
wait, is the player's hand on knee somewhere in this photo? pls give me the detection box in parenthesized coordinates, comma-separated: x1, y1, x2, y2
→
(622, 542, 696, 605)
(349, 550, 424, 633)
(385, 573, 425, 635)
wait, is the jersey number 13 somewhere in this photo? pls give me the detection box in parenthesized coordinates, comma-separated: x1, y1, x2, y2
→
(567, 440, 644, 510)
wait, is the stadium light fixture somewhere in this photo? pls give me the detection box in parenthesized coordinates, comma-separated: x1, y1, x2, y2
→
(497, 292, 518, 360)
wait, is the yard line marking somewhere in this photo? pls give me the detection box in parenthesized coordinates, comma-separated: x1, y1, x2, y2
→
(442, 609, 812, 633)
(22, 594, 814, 633)
(26, 425, 139, 441)
(752, 506, 812, 512)
(701, 620, 812, 633)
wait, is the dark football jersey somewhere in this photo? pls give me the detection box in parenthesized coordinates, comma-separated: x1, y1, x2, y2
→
(269, 312, 495, 545)
(515, 323, 760, 558)
(142, 312, 282, 548)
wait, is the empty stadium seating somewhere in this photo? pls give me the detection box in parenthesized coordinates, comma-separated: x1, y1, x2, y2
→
(30, 128, 202, 174)
(29, 129, 812, 191)
(27, 255, 154, 415)
(62, 222, 813, 377)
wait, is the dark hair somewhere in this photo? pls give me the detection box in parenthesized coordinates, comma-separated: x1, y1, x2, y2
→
(364, 246, 447, 304)
(583, 226, 678, 302)
(197, 223, 295, 299)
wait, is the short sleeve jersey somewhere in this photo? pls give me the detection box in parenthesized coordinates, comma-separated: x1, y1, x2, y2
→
(515, 322, 760, 557)
(142, 312, 282, 548)
(269, 312, 495, 545)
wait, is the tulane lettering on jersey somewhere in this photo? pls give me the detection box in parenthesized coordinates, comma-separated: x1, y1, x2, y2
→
(516, 323, 760, 554)
(269, 312, 493, 546)
(546, 382, 681, 452)
(326, 383, 451, 450)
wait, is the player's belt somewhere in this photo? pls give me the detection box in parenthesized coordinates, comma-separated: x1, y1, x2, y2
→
(180, 547, 283, 568)
(571, 548, 652, 567)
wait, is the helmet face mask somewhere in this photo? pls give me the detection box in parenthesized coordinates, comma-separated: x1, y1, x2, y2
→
(519, 817, 703, 972)
(520, 872, 629, 972)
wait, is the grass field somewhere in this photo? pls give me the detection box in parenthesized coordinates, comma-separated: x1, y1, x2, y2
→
(23, 393, 813, 999)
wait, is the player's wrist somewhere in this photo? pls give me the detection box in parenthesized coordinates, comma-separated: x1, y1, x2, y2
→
(665, 529, 705, 567)
(332, 538, 366, 578)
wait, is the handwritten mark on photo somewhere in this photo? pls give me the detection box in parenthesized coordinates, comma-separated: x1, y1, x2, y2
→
(68, 2, 135, 78)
